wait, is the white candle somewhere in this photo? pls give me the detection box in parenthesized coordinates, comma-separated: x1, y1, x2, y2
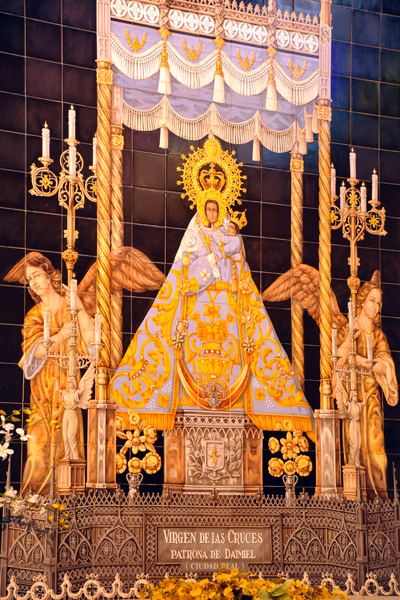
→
(331, 328, 337, 357)
(360, 182, 367, 213)
(330, 164, 336, 197)
(92, 134, 97, 167)
(372, 169, 378, 201)
(69, 146, 76, 177)
(340, 182, 346, 213)
(366, 334, 373, 361)
(70, 278, 77, 310)
(95, 313, 102, 345)
(43, 310, 50, 342)
(348, 301, 355, 331)
(68, 105, 76, 140)
(350, 147, 356, 180)
(42, 122, 50, 159)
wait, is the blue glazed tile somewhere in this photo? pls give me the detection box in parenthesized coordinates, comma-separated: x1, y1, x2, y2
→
(380, 117, 400, 151)
(303, 141, 319, 174)
(352, 44, 379, 80)
(332, 110, 350, 144)
(332, 41, 351, 75)
(332, 5, 352, 42)
(353, 10, 380, 46)
(380, 149, 400, 183)
(381, 49, 400, 84)
(0, 92, 25, 133)
(261, 147, 290, 170)
(332, 0, 351, 6)
(331, 143, 352, 180)
(353, 0, 381, 11)
(382, 14, 400, 49)
(382, 0, 400, 15)
(351, 113, 379, 147)
(352, 79, 379, 114)
(380, 83, 400, 117)
(332, 75, 350, 110)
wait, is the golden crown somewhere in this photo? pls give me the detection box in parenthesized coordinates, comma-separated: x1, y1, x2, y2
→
(229, 210, 247, 230)
(177, 136, 246, 228)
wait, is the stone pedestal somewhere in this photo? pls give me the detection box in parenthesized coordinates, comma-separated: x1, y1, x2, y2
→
(342, 464, 367, 501)
(315, 409, 341, 498)
(57, 459, 86, 494)
(164, 410, 263, 494)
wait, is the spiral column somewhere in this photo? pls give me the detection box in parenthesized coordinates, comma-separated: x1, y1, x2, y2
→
(87, 59, 113, 488)
(290, 152, 304, 387)
(110, 123, 124, 370)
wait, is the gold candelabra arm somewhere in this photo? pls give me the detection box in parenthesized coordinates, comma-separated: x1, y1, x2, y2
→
(84, 172, 97, 203)
(29, 160, 60, 197)
(365, 204, 387, 236)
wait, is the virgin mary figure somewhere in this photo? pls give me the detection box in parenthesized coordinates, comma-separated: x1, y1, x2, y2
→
(111, 137, 314, 438)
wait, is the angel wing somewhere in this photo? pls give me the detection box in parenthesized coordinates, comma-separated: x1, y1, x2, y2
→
(78, 246, 165, 316)
(262, 263, 347, 329)
(3, 252, 49, 285)
(77, 362, 95, 409)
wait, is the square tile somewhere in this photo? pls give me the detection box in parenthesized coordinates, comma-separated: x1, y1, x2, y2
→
(331, 75, 350, 110)
(0, 52, 24, 94)
(381, 49, 400, 84)
(351, 79, 379, 114)
(381, 14, 400, 49)
(27, 58, 61, 100)
(351, 113, 379, 147)
(63, 27, 96, 68)
(352, 44, 380, 80)
(0, 92, 25, 133)
(0, 13, 24, 55)
(26, 0, 61, 22)
(380, 83, 400, 117)
(332, 5, 352, 42)
(26, 20, 61, 62)
(63, 65, 96, 107)
(353, 10, 380, 46)
(380, 117, 400, 150)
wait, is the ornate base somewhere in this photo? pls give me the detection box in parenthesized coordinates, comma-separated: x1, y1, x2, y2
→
(57, 459, 86, 494)
(164, 410, 263, 494)
(342, 464, 367, 501)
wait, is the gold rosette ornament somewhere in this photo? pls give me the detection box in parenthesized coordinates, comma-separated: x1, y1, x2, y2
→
(295, 455, 313, 476)
(268, 457, 284, 477)
(177, 135, 246, 228)
(128, 457, 142, 473)
(268, 437, 280, 454)
(142, 452, 162, 474)
(116, 452, 127, 474)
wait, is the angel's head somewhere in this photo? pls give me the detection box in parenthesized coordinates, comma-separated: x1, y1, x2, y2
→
(24, 253, 62, 303)
(66, 376, 77, 391)
(357, 282, 382, 325)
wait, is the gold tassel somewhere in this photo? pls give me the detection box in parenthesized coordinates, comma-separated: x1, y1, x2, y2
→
(213, 38, 226, 104)
(158, 29, 172, 95)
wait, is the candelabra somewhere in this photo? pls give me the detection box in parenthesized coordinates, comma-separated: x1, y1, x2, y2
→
(29, 106, 97, 284)
(330, 148, 386, 305)
(41, 280, 103, 374)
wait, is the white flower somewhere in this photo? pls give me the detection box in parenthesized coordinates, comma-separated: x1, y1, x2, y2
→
(200, 269, 210, 281)
(0, 422, 15, 434)
(0, 443, 14, 460)
(26, 494, 41, 504)
(16, 428, 32, 441)
(3, 487, 18, 499)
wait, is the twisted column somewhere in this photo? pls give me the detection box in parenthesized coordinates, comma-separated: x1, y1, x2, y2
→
(290, 152, 304, 387)
(110, 125, 124, 370)
(87, 60, 113, 488)
(318, 106, 333, 409)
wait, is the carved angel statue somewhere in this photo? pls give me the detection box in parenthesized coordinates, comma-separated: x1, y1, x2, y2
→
(4, 248, 164, 493)
(55, 363, 96, 460)
(263, 264, 398, 499)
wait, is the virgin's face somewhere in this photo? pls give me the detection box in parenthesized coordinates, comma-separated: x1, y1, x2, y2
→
(362, 288, 382, 320)
(205, 201, 218, 224)
(26, 265, 53, 297)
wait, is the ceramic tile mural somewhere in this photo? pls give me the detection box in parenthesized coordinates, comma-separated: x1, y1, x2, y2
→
(0, 0, 399, 500)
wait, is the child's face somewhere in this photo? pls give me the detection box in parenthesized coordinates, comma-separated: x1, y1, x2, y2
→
(228, 222, 237, 236)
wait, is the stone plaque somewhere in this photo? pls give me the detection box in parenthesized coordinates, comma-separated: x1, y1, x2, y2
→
(157, 526, 272, 572)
